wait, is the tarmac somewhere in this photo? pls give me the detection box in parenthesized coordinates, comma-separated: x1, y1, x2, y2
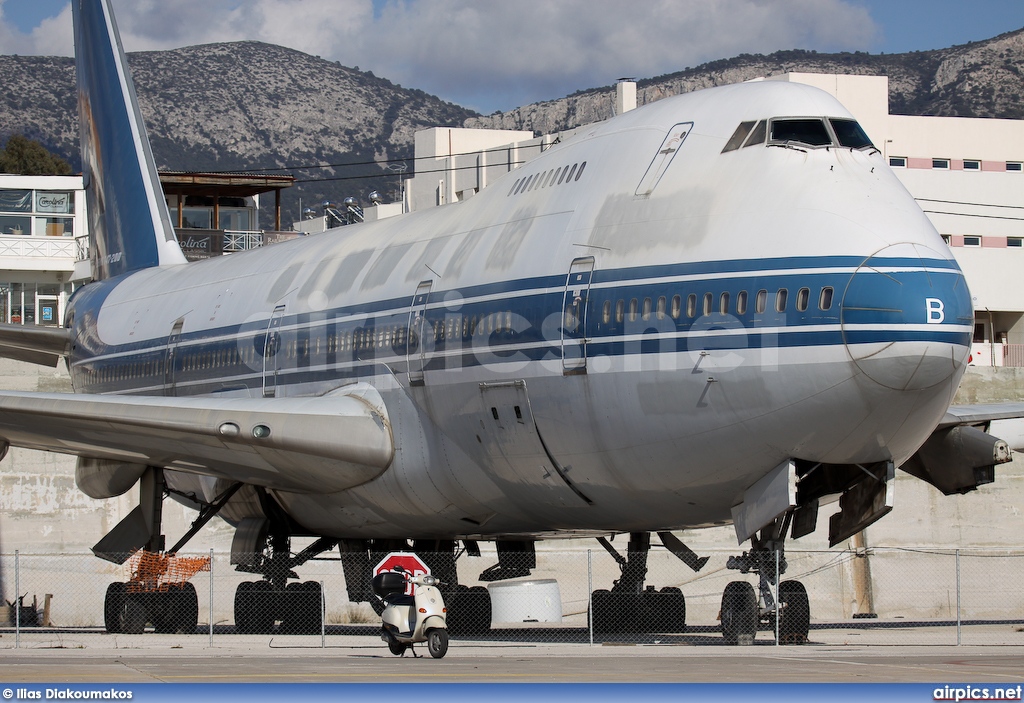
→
(1, 626, 1023, 683)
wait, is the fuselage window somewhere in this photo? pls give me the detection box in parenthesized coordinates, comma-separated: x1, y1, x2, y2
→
(565, 164, 578, 182)
(736, 291, 748, 315)
(755, 289, 768, 314)
(615, 300, 625, 324)
(819, 287, 834, 311)
(796, 287, 810, 312)
(575, 162, 587, 181)
(719, 292, 730, 315)
(686, 293, 697, 318)
(776, 289, 789, 312)
(702, 293, 713, 316)
(508, 178, 522, 196)
(629, 298, 638, 322)
(557, 166, 570, 185)
(602, 300, 612, 324)
(550, 167, 563, 186)
(670, 294, 682, 319)
(656, 296, 666, 320)
(642, 297, 652, 321)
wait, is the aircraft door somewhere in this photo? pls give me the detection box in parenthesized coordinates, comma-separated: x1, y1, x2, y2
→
(478, 380, 591, 509)
(164, 317, 184, 396)
(561, 257, 595, 374)
(407, 280, 433, 386)
(635, 122, 692, 197)
(262, 304, 285, 397)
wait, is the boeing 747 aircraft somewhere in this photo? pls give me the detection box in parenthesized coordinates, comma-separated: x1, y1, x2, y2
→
(0, 0, 1020, 642)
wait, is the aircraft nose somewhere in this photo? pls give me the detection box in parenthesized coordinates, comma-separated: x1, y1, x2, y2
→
(840, 243, 973, 391)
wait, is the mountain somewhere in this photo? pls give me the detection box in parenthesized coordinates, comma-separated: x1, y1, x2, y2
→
(0, 28, 1022, 224)
(467, 28, 1024, 134)
(0, 42, 478, 223)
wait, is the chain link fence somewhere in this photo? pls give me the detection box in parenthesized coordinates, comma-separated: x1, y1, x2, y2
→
(3, 546, 1023, 649)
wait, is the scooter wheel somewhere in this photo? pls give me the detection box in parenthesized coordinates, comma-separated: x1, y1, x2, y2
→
(388, 638, 407, 656)
(427, 628, 449, 659)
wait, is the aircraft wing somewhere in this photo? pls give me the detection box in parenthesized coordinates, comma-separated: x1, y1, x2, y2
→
(0, 386, 394, 493)
(938, 402, 1024, 432)
(0, 323, 70, 367)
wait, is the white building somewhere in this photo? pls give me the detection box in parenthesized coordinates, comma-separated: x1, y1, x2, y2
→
(0, 174, 82, 327)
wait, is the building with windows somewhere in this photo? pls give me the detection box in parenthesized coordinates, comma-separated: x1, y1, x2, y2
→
(0, 174, 82, 327)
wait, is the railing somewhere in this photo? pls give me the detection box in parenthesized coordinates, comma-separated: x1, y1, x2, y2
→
(222, 230, 264, 252)
(1004, 344, 1024, 367)
(0, 234, 76, 261)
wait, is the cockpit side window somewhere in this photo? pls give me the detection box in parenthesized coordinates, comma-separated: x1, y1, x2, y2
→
(722, 121, 756, 153)
(769, 118, 832, 147)
(743, 120, 766, 147)
(829, 118, 874, 149)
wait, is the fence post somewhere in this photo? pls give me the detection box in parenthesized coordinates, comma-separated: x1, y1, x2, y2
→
(321, 580, 326, 648)
(775, 549, 780, 647)
(14, 549, 19, 649)
(209, 549, 214, 647)
(587, 549, 593, 647)
(956, 549, 961, 646)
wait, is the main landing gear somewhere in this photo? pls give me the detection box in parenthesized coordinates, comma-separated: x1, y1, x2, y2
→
(97, 468, 238, 635)
(231, 518, 333, 635)
(721, 515, 810, 645)
(589, 532, 708, 634)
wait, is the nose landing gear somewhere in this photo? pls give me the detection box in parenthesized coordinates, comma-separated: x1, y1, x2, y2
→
(722, 515, 810, 645)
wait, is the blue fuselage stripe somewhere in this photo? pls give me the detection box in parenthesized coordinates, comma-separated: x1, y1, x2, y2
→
(70, 257, 971, 394)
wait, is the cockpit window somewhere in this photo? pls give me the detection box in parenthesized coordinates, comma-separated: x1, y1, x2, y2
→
(722, 121, 755, 153)
(743, 120, 766, 147)
(769, 118, 832, 147)
(829, 119, 874, 149)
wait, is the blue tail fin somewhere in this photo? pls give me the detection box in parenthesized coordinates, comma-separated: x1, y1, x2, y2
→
(72, 0, 186, 280)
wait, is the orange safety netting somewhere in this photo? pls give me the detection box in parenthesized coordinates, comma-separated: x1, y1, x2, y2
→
(125, 550, 211, 593)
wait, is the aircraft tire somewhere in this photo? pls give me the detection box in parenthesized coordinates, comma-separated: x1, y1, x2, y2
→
(590, 590, 640, 633)
(234, 581, 255, 634)
(151, 592, 174, 634)
(721, 581, 757, 645)
(465, 586, 491, 634)
(651, 586, 686, 633)
(250, 580, 276, 634)
(777, 580, 810, 644)
(122, 597, 147, 635)
(280, 581, 321, 635)
(175, 582, 199, 634)
(104, 582, 126, 634)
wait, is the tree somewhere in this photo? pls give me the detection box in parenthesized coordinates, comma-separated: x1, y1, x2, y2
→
(0, 135, 72, 175)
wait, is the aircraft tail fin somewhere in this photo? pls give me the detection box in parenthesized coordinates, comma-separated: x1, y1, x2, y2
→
(72, 0, 187, 281)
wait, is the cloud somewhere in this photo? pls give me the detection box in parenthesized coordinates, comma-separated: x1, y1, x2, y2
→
(0, 0, 879, 112)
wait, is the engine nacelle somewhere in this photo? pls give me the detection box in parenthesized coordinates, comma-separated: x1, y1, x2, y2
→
(75, 457, 147, 499)
(900, 424, 1010, 495)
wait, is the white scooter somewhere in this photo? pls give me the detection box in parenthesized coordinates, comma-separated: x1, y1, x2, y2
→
(371, 566, 449, 658)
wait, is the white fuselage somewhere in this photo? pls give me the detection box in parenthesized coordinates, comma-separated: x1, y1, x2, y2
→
(66, 81, 972, 540)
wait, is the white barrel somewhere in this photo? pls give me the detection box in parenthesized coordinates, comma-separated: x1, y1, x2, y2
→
(487, 579, 562, 623)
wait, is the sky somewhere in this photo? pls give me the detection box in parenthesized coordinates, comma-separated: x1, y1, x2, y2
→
(0, 0, 1021, 115)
